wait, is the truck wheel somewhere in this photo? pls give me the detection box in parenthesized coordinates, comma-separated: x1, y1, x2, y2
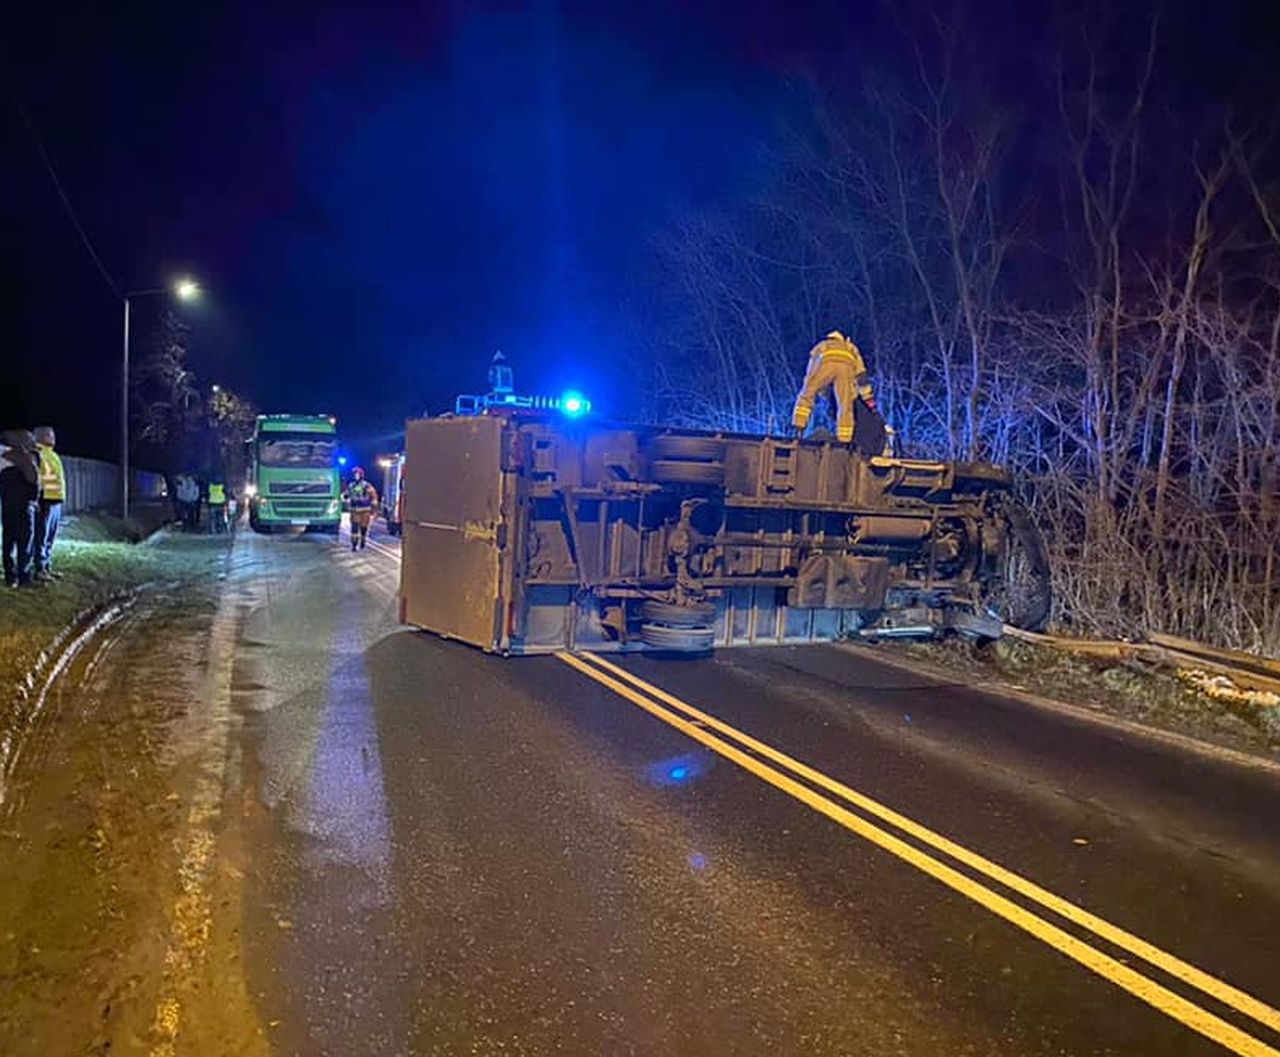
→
(995, 501, 1052, 632)
(640, 599, 717, 627)
(651, 459, 725, 485)
(650, 435, 725, 461)
(640, 622, 715, 653)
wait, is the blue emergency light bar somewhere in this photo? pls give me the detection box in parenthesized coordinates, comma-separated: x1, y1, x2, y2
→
(454, 388, 592, 417)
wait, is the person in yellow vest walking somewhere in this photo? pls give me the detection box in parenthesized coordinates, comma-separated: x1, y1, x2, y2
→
(791, 330, 877, 445)
(208, 477, 228, 534)
(33, 427, 66, 581)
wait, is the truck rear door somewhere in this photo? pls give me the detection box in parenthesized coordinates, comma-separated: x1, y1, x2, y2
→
(399, 415, 508, 650)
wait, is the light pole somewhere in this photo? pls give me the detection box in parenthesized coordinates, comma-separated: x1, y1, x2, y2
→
(120, 278, 201, 518)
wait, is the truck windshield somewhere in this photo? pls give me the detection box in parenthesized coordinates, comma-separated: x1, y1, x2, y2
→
(257, 433, 337, 469)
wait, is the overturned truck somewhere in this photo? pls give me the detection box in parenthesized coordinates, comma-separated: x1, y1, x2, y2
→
(398, 413, 1052, 654)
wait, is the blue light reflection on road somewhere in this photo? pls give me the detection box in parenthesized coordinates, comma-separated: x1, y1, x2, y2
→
(645, 750, 712, 788)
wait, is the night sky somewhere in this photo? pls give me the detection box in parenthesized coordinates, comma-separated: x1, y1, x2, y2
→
(4, 1, 1278, 462)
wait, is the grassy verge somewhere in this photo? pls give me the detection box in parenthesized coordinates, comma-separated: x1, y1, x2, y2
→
(0, 518, 225, 707)
(882, 636, 1280, 760)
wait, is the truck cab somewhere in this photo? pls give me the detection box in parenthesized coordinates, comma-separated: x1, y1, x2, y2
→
(247, 414, 342, 534)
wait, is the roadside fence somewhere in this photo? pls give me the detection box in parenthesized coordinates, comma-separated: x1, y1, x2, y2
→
(60, 456, 167, 514)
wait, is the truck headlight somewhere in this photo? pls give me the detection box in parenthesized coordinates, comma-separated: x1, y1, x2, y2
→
(244, 484, 257, 498)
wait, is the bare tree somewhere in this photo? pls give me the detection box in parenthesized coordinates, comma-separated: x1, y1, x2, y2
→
(133, 310, 200, 461)
(643, 12, 1280, 653)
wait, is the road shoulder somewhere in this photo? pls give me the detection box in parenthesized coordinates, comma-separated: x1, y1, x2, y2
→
(0, 532, 269, 1056)
(849, 638, 1280, 773)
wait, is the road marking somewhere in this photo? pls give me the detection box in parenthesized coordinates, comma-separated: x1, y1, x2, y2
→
(583, 651, 1280, 1034)
(148, 552, 244, 1055)
(558, 650, 1280, 1057)
(366, 538, 401, 561)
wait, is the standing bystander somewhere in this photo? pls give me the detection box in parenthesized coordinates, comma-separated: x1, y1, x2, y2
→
(33, 427, 66, 580)
(1, 430, 42, 588)
(177, 474, 199, 531)
(208, 476, 228, 534)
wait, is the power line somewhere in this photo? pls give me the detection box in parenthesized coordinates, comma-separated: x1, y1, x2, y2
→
(15, 99, 122, 299)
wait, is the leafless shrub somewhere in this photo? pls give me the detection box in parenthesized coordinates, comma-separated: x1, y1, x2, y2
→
(645, 14, 1280, 654)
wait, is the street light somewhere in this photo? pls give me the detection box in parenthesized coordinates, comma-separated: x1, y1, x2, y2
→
(120, 277, 201, 518)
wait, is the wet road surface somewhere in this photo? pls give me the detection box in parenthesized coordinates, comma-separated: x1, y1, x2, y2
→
(226, 525, 1280, 1056)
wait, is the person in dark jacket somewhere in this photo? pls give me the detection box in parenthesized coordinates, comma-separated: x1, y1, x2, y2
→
(1, 430, 42, 588)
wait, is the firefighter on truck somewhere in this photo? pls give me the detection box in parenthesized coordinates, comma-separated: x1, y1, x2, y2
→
(791, 329, 886, 456)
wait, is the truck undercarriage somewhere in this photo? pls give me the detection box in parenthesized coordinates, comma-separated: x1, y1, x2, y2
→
(398, 414, 1052, 654)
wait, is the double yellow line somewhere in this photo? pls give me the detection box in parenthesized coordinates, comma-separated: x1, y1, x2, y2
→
(557, 649, 1280, 1057)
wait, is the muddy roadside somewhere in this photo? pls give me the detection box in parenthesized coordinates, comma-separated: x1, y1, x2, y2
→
(0, 528, 270, 1056)
(0, 509, 187, 729)
(858, 634, 1280, 764)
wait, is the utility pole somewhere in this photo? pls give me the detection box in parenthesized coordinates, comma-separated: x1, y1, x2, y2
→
(121, 296, 131, 519)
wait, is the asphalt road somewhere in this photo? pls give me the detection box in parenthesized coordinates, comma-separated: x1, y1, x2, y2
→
(225, 523, 1280, 1057)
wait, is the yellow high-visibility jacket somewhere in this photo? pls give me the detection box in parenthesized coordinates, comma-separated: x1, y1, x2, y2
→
(37, 444, 65, 502)
(805, 336, 866, 378)
(803, 337, 874, 399)
(208, 482, 227, 505)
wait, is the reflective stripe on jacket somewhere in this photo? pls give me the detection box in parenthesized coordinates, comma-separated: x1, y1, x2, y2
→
(37, 445, 65, 501)
(348, 481, 376, 510)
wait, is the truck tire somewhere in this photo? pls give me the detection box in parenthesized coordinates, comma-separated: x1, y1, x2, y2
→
(650, 435, 726, 462)
(640, 622, 715, 653)
(651, 459, 725, 485)
(997, 500, 1052, 632)
(640, 599, 717, 627)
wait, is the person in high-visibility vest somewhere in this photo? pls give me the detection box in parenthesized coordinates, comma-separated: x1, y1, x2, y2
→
(208, 478, 228, 534)
(32, 427, 66, 580)
(345, 467, 379, 551)
(791, 330, 877, 445)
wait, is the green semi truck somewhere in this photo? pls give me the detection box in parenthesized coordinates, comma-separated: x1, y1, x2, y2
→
(246, 414, 342, 534)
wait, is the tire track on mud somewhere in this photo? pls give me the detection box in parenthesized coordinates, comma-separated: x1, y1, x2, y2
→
(0, 598, 135, 819)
